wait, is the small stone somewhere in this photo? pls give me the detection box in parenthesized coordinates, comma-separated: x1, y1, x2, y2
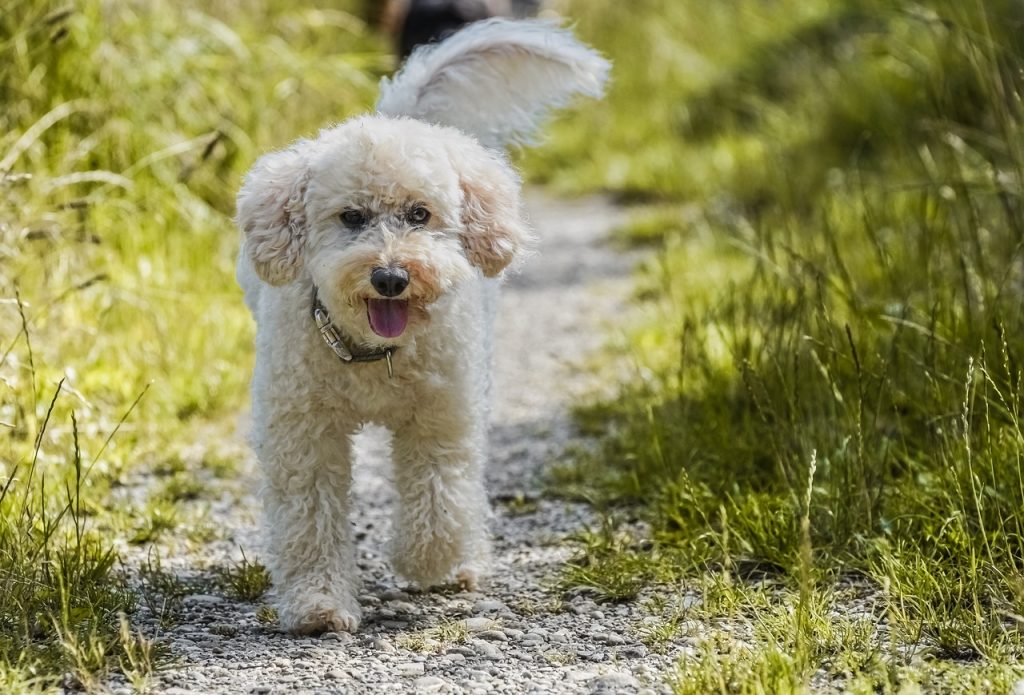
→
(477, 629, 507, 642)
(595, 632, 626, 645)
(373, 638, 396, 652)
(591, 610, 605, 620)
(446, 646, 476, 657)
(470, 638, 503, 660)
(592, 672, 641, 690)
(619, 645, 649, 659)
(548, 630, 569, 644)
(325, 670, 346, 680)
(391, 600, 419, 614)
(321, 631, 354, 645)
(462, 617, 494, 633)
(414, 675, 447, 691)
(359, 594, 382, 607)
(564, 669, 598, 683)
(472, 599, 505, 613)
(381, 588, 410, 601)
(445, 652, 467, 663)
(184, 594, 223, 605)
(398, 662, 425, 677)
(444, 599, 472, 616)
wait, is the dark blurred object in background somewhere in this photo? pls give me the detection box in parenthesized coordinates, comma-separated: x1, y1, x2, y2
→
(382, 0, 541, 58)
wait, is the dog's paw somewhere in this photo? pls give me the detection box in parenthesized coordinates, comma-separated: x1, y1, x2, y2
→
(456, 568, 479, 592)
(280, 599, 362, 634)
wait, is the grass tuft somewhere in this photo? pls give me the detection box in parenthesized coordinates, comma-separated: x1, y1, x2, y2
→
(533, 0, 1024, 688)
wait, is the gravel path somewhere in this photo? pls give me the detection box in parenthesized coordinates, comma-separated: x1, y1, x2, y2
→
(128, 192, 689, 695)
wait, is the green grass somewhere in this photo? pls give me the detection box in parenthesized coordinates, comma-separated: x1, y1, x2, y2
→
(530, 0, 1024, 690)
(1, 0, 386, 688)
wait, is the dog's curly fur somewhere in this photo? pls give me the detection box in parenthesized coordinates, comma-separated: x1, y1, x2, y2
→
(236, 19, 608, 634)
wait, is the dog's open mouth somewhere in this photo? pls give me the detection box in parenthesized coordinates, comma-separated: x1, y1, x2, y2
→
(366, 299, 409, 338)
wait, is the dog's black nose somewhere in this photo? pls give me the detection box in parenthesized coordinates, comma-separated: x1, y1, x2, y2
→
(370, 266, 409, 297)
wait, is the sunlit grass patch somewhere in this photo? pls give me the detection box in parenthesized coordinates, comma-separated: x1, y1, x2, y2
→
(213, 551, 272, 603)
(533, 0, 1024, 688)
(0, 381, 144, 685)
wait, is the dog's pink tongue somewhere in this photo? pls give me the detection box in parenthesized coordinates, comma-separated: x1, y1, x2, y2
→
(367, 299, 409, 338)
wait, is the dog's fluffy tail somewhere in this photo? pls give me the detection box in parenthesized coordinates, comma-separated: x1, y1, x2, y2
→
(375, 18, 609, 149)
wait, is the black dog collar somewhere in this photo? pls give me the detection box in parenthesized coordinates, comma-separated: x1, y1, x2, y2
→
(311, 286, 397, 376)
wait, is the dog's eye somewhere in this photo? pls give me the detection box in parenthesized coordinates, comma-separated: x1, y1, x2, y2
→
(340, 209, 367, 228)
(407, 206, 431, 225)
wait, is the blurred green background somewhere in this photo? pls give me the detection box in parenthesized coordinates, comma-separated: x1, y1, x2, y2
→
(3, 0, 1024, 691)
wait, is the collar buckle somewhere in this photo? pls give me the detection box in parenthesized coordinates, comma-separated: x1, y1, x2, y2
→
(313, 303, 354, 362)
(311, 286, 398, 375)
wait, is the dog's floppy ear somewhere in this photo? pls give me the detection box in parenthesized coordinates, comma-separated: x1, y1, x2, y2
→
(453, 146, 532, 277)
(236, 140, 312, 285)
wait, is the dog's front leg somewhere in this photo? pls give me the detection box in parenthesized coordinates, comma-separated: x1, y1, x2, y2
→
(256, 414, 361, 634)
(389, 412, 491, 589)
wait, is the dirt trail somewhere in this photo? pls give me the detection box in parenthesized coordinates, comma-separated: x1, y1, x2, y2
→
(135, 192, 688, 695)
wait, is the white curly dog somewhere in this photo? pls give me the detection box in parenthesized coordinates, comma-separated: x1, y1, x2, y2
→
(236, 19, 608, 634)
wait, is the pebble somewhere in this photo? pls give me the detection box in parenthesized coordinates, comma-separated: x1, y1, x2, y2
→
(444, 599, 472, 616)
(594, 631, 627, 645)
(619, 645, 649, 659)
(447, 646, 476, 657)
(591, 672, 642, 690)
(564, 669, 598, 683)
(415, 675, 450, 692)
(373, 638, 396, 653)
(183, 594, 223, 605)
(469, 639, 503, 660)
(462, 617, 494, 633)
(473, 599, 505, 613)
(391, 600, 419, 614)
(398, 662, 425, 677)
(381, 588, 410, 601)
(477, 629, 508, 642)
(321, 631, 354, 645)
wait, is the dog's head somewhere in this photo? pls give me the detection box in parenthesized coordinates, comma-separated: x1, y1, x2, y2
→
(236, 116, 531, 345)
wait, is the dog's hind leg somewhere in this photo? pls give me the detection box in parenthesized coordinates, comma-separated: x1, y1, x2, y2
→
(255, 410, 362, 634)
(389, 408, 492, 588)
